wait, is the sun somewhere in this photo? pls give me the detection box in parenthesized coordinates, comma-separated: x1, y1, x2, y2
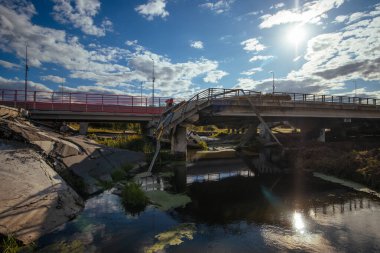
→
(287, 25, 307, 46)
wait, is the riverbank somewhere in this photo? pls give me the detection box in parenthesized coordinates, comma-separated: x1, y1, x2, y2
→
(0, 105, 145, 245)
(290, 140, 380, 191)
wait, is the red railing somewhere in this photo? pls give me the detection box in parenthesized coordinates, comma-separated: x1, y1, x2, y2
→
(0, 89, 169, 114)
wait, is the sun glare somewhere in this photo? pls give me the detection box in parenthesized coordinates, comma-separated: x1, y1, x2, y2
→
(287, 26, 307, 46)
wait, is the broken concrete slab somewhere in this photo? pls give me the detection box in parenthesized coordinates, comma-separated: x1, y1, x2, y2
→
(0, 140, 84, 244)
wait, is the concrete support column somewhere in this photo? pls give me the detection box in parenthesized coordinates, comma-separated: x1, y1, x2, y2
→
(79, 122, 89, 135)
(171, 125, 187, 159)
(317, 128, 326, 142)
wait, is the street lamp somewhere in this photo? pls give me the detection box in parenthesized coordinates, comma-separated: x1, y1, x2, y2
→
(269, 71, 275, 94)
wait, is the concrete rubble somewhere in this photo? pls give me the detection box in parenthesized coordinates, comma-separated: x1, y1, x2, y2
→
(0, 105, 145, 243)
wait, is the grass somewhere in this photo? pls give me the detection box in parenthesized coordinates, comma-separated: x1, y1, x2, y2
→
(111, 169, 128, 182)
(121, 182, 149, 214)
(294, 144, 380, 190)
(89, 134, 154, 154)
(0, 235, 19, 253)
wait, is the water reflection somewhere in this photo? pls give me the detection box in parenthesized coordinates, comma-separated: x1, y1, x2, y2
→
(293, 212, 305, 234)
(37, 158, 380, 253)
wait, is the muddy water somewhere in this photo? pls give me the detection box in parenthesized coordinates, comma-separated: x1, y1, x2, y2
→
(37, 159, 380, 253)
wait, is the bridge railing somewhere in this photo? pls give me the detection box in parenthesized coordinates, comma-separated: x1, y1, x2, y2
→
(273, 92, 378, 106)
(0, 89, 169, 114)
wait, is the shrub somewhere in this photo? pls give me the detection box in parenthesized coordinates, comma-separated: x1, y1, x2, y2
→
(111, 170, 127, 182)
(198, 140, 208, 151)
(121, 182, 149, 214)
(1, 235, 19, 253)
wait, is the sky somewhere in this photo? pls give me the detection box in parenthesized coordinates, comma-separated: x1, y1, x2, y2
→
(0, 0, 379, 98)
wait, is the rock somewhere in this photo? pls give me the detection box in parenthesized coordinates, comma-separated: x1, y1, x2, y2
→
(0, 140, 84, 244)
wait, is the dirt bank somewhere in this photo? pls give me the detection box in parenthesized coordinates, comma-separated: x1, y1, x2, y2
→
(290, 140, 380, 191)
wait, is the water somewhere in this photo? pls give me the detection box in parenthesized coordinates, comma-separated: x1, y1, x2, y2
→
(37, 159, 380, 253)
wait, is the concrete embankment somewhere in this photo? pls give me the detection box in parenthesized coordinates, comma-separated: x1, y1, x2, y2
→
(0, 105, 145, 243)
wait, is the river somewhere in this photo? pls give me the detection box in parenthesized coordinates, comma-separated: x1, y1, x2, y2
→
(36, 158, 380, 253)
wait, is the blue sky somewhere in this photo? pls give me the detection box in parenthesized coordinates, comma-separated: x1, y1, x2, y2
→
(0, 0, 379, 98)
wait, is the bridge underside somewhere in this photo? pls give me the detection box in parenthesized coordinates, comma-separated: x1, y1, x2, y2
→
(28, 110, 160, 123)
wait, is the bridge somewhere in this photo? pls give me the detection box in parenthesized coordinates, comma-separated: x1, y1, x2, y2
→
(2, 87, 380, 143)
(147, 88, 380, 170)
(0, 89, 170, 133)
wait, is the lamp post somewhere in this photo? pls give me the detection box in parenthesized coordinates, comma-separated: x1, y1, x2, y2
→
(269, 71, 275, 94)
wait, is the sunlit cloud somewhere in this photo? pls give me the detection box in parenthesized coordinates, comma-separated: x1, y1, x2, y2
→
(190, 40, 204, 49)
(199, 0, 235, 14)
(135, 0, 169, 21)
(259, 0, 345, 28)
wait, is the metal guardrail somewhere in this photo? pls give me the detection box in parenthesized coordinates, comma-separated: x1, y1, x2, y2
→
(0, 89, 169, 114)
(273, 91, 378, 106)
(1, 88, 378, 115)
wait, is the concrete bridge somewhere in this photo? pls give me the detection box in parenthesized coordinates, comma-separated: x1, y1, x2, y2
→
(152, 88, 380, 165)
(0, 89, 169, 133)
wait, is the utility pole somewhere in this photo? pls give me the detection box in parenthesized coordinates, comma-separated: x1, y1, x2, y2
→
(152, 58, 155, 107)
(269, 71, 275, 93)
(24, 44, 29, 109)
(140, 81, 143, 105)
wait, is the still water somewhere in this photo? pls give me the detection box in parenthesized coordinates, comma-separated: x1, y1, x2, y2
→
(37, 159, 380, 253)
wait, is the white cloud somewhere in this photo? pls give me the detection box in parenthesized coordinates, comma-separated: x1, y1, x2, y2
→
(125, 40, 138, 46)
(334, 15, 347, 23)
(241, 38, 266, 52)
(190, 40, 204, 49)
(259, 0, 344, 28)
(135, 0, 169, 21)
(0, 75, 52, 92)
(41, 75, 66, 83)
(249, 55, 274, 62)
(241, 67, 263, 76)
(0, 59, 19, 69)
(0, 2, 226, 97)
(200, 0, 235, 14)
(51, 0, 112, 36)
(203, 70, 228, 83)
(234, 76, 344, 94)
(270, 3, 285, 10)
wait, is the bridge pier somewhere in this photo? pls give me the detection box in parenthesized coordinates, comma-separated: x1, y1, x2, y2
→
(171, 125, 187, 160)
(79, 122, 89, 135)
(317, 128, 326, 142)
